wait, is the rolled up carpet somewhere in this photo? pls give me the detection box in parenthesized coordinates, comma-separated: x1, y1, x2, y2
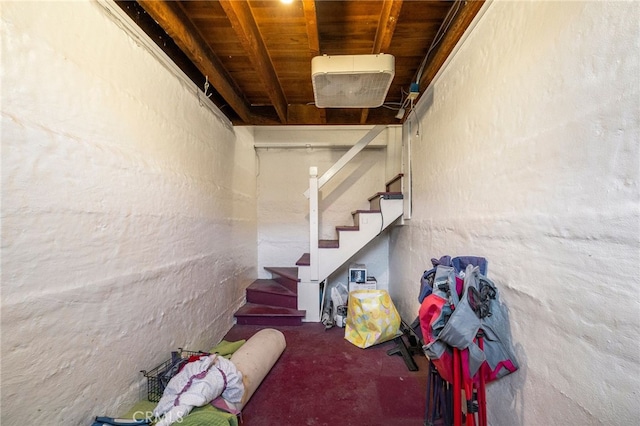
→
(229, 328, 286, 410)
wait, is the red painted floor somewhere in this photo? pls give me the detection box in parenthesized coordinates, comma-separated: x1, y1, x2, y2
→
(223, 323, 430, 426)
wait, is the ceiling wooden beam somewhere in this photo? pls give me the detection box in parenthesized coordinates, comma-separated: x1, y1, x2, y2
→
(417, 0, 485, 95)
(361, 0, 403, 124)
(219, 0, 289, 124)
(288, 104, 326, 125)
(137, 0, 254, 124)
(302, 0, 320, 57)
(373, 0, 403, 54)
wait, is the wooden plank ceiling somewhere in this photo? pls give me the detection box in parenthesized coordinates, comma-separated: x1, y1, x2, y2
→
(116, 0, 484, 126)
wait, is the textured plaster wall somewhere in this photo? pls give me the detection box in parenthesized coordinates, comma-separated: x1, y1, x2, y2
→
(390, 1, 640, 424)
(1, 2, 257, 424)
(254, 126, 392, 287)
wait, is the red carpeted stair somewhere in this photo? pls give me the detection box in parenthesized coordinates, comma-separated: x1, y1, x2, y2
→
(234, 267, 306, 326)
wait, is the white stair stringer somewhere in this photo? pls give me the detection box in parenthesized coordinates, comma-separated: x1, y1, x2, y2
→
(297, 196, 403, 322)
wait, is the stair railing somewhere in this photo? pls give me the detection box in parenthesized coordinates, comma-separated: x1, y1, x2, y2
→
(304, 125, 386, 281)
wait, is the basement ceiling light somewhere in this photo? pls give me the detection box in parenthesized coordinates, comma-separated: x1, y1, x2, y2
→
(311, 54, 395, 108)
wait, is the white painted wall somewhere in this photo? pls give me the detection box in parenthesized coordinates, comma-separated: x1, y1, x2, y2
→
(1, 1, 257, 424)
(254, 126, 393, 288)
(390, 1, 640, 424)
(3, 0, 638, 424)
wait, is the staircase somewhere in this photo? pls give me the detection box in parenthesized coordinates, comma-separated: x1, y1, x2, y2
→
(233, 267, 306, 326)
(234, 174, 404, 326)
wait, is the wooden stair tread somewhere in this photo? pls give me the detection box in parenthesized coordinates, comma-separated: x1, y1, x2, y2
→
(249, 279, 296, 296)
(352, 209, 381, 215)
(385, 173, 404, 188)
(296, 253, 310, 266)
(367, 191, 403, 202)
(264, 266, 299, 282)
(319, 239, 339, 248)
(235, 303, 305, 317)
(336, 225, 359, 231)
(296, 238, 339, 266)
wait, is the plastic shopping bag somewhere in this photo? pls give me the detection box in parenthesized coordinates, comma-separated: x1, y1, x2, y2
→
(344, 289, 401, 348)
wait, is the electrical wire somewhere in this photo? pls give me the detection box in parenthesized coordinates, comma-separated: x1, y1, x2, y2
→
(378, 196, 385, 235)
(381, 102, 404, 110)
(414, 0, 463, 85)
(394, 0, 462, 121)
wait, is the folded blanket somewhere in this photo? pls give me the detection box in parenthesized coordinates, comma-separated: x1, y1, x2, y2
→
(211, 340, 246, 358)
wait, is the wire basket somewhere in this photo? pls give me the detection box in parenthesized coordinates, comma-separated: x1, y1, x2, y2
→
(141, 348, 210, 402)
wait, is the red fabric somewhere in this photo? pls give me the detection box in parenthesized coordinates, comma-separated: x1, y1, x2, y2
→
(177, 354, 210, 374)
(419, 293, 455, 383)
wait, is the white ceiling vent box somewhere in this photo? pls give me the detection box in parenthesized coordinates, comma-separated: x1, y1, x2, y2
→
(312, 54, 395, 108)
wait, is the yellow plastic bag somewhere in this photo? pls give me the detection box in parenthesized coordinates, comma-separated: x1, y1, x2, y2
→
(344, 289, 401, 348)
